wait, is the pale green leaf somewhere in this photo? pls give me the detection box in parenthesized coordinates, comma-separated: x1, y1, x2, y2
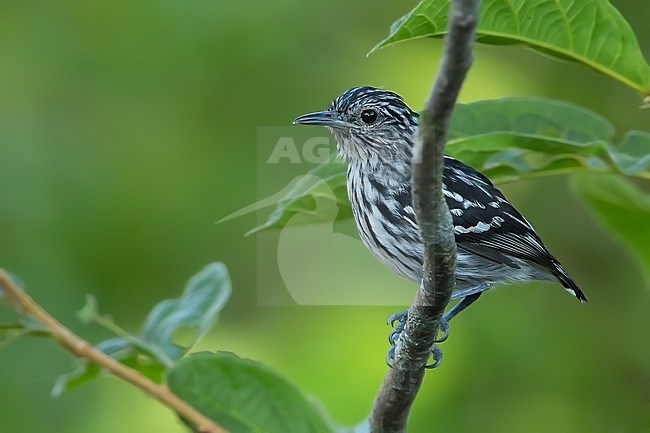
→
(246, 155, 351, 235)
(140, 263, 231, 363)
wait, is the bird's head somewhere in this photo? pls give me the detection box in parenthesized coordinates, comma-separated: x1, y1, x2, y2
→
(294, 87, 418, 175)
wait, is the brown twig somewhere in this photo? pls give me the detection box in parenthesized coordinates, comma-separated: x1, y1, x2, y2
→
(0, 269, 226, 433)
(369, 1, 480, 431)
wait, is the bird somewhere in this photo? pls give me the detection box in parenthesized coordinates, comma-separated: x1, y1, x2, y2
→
(293, 86, 586, 366)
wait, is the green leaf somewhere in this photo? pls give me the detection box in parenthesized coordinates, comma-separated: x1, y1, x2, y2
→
(167, 352, 333, 433)
(140, 262, 231, 364)
(248, 98, 650, 233)
(52, 338, 166, 397)
(572, 174, 650, 288)
(449, 97, 615, 142)
(371, 0, 650, 94)
(76, 294, 101, 324)
(54, 263, 231, 395)
(246, 155, 351, 235)
(0, 320, 49, 347)
(53, 362, 102, 397)
(52, 339, 129, 397)
(608, 131, 650, 176)
(446, 97, 617, 181)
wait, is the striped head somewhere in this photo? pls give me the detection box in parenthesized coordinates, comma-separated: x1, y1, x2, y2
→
(294, 87, 418, 177)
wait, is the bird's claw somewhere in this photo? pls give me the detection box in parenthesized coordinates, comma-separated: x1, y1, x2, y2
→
(386, 310, 408, 327)
(387, 310, 408, 345)
(386, 343, 443, 369)
(435, 319, 450, 343)
(385, 310, 446, 369)
(388, 328, 401, 346)
(386, 311, 450, 344)
(386, 345, 396, 367)
(425, 345, 443, 369)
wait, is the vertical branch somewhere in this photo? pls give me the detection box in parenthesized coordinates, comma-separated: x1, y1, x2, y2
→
(369, 1, 480, 431)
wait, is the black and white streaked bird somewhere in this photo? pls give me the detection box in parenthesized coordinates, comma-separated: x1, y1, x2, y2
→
(294, 87, 586, 366)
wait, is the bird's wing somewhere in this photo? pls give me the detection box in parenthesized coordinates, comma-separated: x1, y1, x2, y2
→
(441, 156, 557, 271)
(443, 157, 586, 300)
(392, 156, 585, 300)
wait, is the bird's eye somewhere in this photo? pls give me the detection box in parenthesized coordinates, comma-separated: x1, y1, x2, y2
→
(360, 109, 378, 125)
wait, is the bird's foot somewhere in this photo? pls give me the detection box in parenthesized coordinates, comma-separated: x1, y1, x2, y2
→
(385, 310, 448, 369)
(436, 318, 450, 343)
(385, 340, 444, 369)
(427, 345, 444, 369)
(386, 310, 408, 346)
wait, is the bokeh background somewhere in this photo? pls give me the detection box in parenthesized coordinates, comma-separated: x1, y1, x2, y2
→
(1, 1, 649, 432)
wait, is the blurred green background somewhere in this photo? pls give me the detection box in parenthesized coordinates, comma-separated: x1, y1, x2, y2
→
(1, 1, 649, 432)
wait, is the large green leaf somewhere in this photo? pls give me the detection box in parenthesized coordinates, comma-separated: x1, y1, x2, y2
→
(371, 0, 650, 94)
(572, 174, 650, 288)
(167, 352, 333, 433)
(248, 98, 650, 233)
(449, 97, 615, 142)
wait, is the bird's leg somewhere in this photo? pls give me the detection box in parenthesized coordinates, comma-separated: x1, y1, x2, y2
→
(436, 282, 491, 342)
(450, 282, 491, 300)
(386, 284, 489, 369)
(436, 291, 483, 343)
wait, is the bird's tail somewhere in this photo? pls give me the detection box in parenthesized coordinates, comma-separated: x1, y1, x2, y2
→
(552, 260, 587, 302)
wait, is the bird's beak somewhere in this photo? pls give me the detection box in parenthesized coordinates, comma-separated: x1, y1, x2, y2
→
(293, 111, 354, 129)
